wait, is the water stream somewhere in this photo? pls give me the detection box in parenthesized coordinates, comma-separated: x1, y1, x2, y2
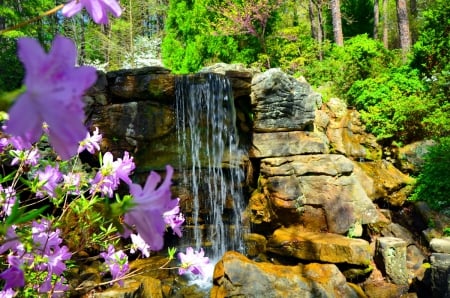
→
(175, 73, 247, 260)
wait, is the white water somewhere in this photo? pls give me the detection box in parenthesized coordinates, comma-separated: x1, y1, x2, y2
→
(175, 73, 247, 260)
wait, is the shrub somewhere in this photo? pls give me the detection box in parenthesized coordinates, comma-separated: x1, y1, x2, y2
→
(411, 137, 450, 211)
(346, 67, 432, 142)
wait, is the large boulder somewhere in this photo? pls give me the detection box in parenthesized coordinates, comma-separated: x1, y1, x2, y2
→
(352, 160, 415, 206)
(211, 251, 364, 298)
(256, 154, 379, 233)
(267, 227, 372, 266)
(251, 68, 322, 132)
(322, 98, 381, 161)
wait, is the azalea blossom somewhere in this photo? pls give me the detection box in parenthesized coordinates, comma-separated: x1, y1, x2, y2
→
(130, 233, 151, 258)
(100, 245, 129, 286)
(0, 185, 16, 217)
(90, 151, 135, 197)
(178, 247, 210, 277)
(10, 148, 40, 167)
(62, 0, 122, 24)
(123, 165, 178, 251)
(78, 127, 102, 154)
(36, 165, 63, 198)
(5, 36, 97, 160)
(163, 201, 185, 237)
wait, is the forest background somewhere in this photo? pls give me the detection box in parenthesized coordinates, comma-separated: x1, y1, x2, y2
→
(0, 0, 449, 211)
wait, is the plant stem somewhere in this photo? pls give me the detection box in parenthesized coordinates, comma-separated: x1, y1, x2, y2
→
(0, 4, 65, 35)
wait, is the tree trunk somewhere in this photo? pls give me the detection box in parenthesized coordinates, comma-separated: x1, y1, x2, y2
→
(373, 0, 379, 39)
(309, 0, 318, 41)
(396, 0, 411, 55)
(309, 0, 325, 60)
(382, 0, 388, 48)
(330, 0, 344, 46)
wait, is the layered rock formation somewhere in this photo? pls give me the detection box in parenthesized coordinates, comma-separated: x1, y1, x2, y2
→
(83, 64, 438, 297)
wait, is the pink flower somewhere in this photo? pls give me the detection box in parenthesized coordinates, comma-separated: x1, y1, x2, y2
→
(100, 245, 129, 286)
(62, 0, 122, 24)
(178, 247, 210, 277)
(5, 36, 97, 160)
(78, 127, 102, 154)
(123, 165, 178, 251)
(91, 151, 135, 197)
(163, 202, 184, 237)
(130, 234, 151, 258)
(36, 165, 63, 198)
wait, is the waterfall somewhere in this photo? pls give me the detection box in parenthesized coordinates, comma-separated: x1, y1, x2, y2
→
(175, 73, 247, 259)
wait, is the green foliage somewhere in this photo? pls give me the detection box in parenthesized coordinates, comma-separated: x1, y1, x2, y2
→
(304, 34, 398, 99)
(411, 137, 450, 211)
(347, 67, 432, 142)
(265, 25, 319, 74)
(162, 0, 279, 73)
(411, 0, 450, 77)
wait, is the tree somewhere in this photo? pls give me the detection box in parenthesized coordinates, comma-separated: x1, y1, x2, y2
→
(396, 0, 411, 55)
(330, 0, 344, 45)
(382, 0, 388, 47)
(373, 0, 379, 39)
(308, 0, 326, 59)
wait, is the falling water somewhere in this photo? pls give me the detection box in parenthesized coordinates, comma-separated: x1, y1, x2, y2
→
(175, 73, 247, 259)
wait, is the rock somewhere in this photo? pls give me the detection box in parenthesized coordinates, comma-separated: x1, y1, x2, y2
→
(324, 98, 382, 161)
(261, 154, 353, 177)
(376, 237, 409, 285)
(430, 253, 450, 298)
(200, 63, 258, 98)
(381, 223, 416, 246)
(244, 233, 268, 257)
(430, 238, 450, 253)
(211, 251, 363, 298)
(251, 68, 321, 132)
(90, 101, 176, 166)
(395, 140, 437, 174)
(267, 227, 372, 266)
(250, 131, 328, 158)
(362, 281, 409, 298)
(93, 279, 143, 297)
(258, 154, 378, 233)
(105, 67, 174, 102)
(353, 160, 415, 205)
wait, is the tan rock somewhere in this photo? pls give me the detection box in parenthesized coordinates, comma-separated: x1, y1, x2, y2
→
(211, 251, 363, 298)
(267, 227, 372, 266)
(250, 131, 328, 158)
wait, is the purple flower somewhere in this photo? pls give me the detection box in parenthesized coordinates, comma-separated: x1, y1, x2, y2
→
(10, 148, 40, 167)
(123, 165, 177, 251)
(0, 185, 16, 217)
(0, 138, 8, 153)
(78, 127, 102, 154)
(0, 265, 25, 290)
(63, 172, 82, 195)
(0, 226, 23, 255)
(0, 288, 16, 297)
(38, 275, 69, 297)
(32, 220, 63, 255)
(5, 36, 97, 160)
(91, 151, 135, 197)
(36, 165, 62, 198)
(130, 234, 150, 258)
(163, 201, 184, 237)
(62, 0, 122, 24)
(177, 247, 210, 277)
(46, 245, 72, 276)
(100, 245, 129, 286)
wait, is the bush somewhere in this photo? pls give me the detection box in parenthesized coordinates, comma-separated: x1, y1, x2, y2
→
(411, 137, 450, 211)
(346, 67, 432, 142)
(303, 34, 399, 99)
